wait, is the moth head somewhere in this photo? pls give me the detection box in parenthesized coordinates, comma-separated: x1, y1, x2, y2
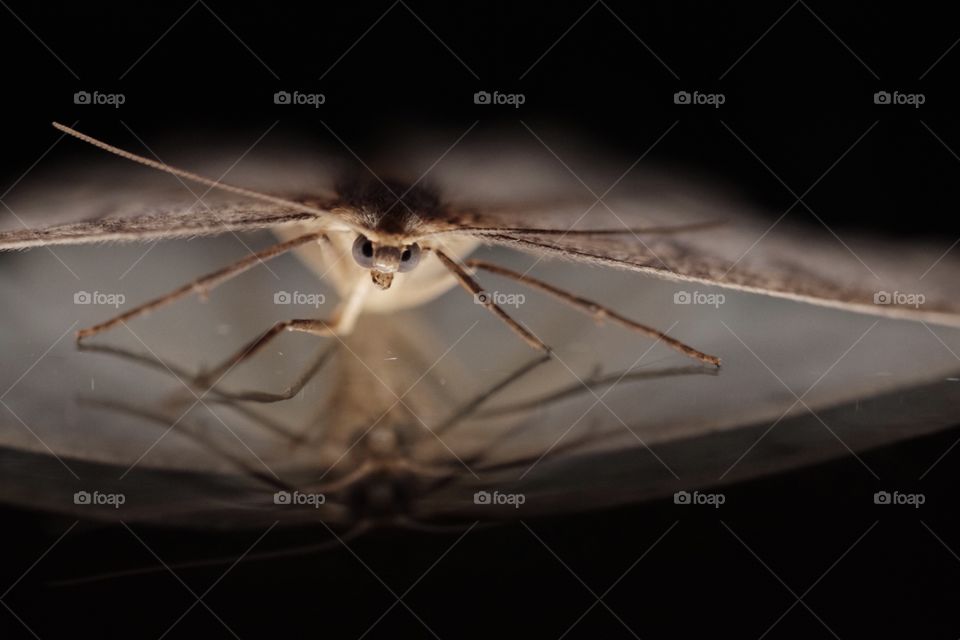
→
(351, 234, 422, 289)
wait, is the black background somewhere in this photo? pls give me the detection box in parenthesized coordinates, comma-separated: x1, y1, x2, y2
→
(2, 1, 960, 637)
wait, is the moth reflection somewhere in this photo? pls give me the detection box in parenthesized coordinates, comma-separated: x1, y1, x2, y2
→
(76, 331, 715, 536)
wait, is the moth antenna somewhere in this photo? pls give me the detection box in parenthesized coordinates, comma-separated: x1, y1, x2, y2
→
(51, 122, 355, 229)
(427, 219, 728, 238)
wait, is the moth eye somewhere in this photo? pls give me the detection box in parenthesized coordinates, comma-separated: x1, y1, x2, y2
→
(397, 243, 422, 272)
(352, 234, 376, 268)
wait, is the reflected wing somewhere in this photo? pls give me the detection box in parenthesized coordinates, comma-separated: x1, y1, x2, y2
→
(434, 372, 960, 520)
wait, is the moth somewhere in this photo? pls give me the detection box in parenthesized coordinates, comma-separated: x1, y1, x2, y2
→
(6, 123, 960, 385)
(4, 126, 960, 583)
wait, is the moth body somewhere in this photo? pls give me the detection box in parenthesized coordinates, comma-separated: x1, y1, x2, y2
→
(275, 174, 481, 314)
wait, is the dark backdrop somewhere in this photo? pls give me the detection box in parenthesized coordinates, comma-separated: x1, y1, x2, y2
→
(2, 1, 960, 637)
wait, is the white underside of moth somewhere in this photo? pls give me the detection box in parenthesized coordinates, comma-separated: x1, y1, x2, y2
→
(273, 223, 481, 314)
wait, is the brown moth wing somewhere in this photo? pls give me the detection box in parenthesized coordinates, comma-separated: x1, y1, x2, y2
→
(385, 128, 960, 326)
(0, 200, 328, 250)
(460, 214, 960, 327)
(0, 129, 357, 250)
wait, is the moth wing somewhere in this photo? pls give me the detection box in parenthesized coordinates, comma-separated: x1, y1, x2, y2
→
(466, 221, 960, 327)
(394, 128, 960, 326)
(0, 132, 358, 250)
(0, 201, 331, 250)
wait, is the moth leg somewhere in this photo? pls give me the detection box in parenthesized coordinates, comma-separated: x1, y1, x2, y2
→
(76, 232, 326, 341)
(196, 278, 372, 388)
(416, 365, 713, 483)
(78, 341, 318, 441)
(464, 424, 619, 475)
(465, 259, 721, 367)
(193, 318, 335, 392)
(478, 365, 716, 419)
(433, 249, 551, 354)
(199, 344, 337, 404)
(434, 354, 551, 436)
(79, 397, 295, 492)
(162, 342, 338, 406)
